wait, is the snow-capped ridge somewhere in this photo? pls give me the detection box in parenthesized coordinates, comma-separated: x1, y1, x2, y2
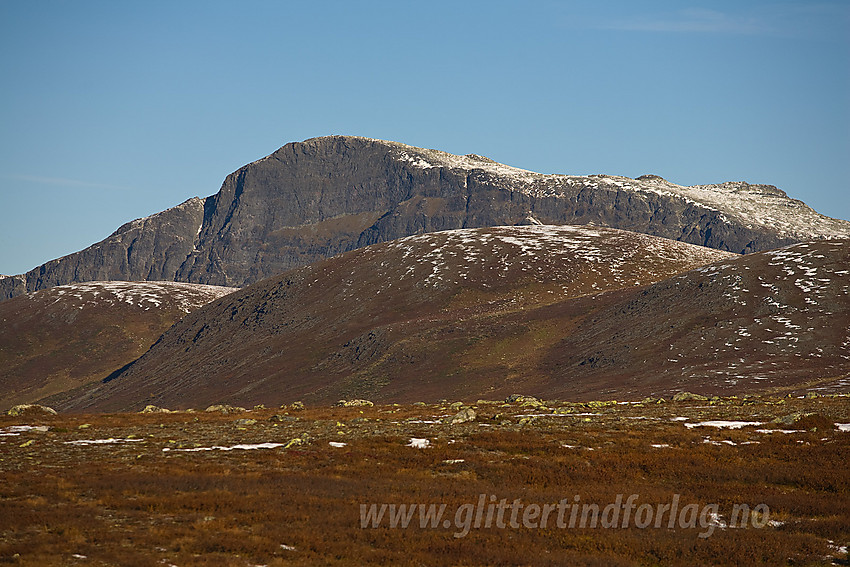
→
(335, 135, 850, 241)
(32, 280, 237, 313)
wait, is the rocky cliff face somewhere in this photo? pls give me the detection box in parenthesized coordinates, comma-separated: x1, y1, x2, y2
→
(0, 197, 206, 300)
(3, 136, 849, 299)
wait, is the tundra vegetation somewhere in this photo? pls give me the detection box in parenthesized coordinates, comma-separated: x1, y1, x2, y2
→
(1, 394, 848, 566)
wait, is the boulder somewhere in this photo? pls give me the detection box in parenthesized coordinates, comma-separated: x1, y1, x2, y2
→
(7, 404, 57, 417)
(671, 392, 709, 402)
(335, 399, 374, 407)
(140, 405, 172, 413)
(205, 404, 247, 414)
(446, 408, 476, 425)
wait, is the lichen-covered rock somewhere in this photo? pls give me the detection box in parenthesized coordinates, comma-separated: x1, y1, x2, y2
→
(446, 408, 476, 425)
(7, 404, 57, 417)
(586, 400, 618, 408)
(205, 404, 247, 414)
(335, 399, 373, 407)
(140, 405, 172, 413)
(772, 412, 835, 430)
(505, 394, 544, 408)
(672, 392, 710, 402)
(269, 414, 298, 423)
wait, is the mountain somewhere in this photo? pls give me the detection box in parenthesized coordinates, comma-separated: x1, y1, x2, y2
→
(0, 281, 236, 410)
(46, 225, 738, 412)
(3, 136, 849, 301)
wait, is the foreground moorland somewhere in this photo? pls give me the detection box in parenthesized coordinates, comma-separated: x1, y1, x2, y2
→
(1, 395, 848, 566)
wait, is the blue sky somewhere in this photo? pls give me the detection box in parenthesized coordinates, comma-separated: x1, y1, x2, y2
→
(1, 1, 848, 275)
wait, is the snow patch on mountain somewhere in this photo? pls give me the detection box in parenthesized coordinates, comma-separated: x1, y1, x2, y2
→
(652, 240, 850, 392)
(384, 225, 735, 291)
(31, 281, 237, 312)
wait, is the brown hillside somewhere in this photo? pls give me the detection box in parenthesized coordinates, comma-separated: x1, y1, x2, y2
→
(50, 226, 736, 412)
(537, 239, 850, 399)
(0, 281, 236, 410)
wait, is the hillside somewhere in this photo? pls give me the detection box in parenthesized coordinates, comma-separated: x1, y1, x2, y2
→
(50, 232, 850, 413)
(47, 225, 736, 412)
(4, 136, 849, 300)
(0, 281, 236, 410)
(538, 239, 850, 399)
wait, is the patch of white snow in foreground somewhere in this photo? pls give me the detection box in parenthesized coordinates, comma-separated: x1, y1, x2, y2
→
(685, 421, 762, 429)
(328, 441, 347, 448)
(703, 438, 739, 446)
(407, 438, 430, 449)
(65, 438, 145, 445)
(1, 425, 49, 435)
(162, 442, 285, 452)
(837, 423, 850, 432)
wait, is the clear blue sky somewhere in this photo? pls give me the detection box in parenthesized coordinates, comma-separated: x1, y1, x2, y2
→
(1, 1, 848, 275)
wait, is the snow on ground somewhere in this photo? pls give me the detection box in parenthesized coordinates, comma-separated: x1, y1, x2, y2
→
(658, 240, 850, 391)
(65, 438, 145, 445)
(162, 442, 285, 452)
(703, 438, 741, 446)
(381, 224, 733, 291)
(394, 148, 542, 185)
(684, 421, 763, 429)
(406, 438, 430, 449)
(630, 178, 850, 240)
(0, 425, 49, 436)
(33, 281, 237, 313)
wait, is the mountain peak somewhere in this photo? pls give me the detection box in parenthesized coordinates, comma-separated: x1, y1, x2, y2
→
(2, 136, 848, 300)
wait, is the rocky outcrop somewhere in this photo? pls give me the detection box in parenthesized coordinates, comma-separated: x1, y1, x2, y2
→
(4, 136, 849, 300)
(7, 404, 57, 417)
